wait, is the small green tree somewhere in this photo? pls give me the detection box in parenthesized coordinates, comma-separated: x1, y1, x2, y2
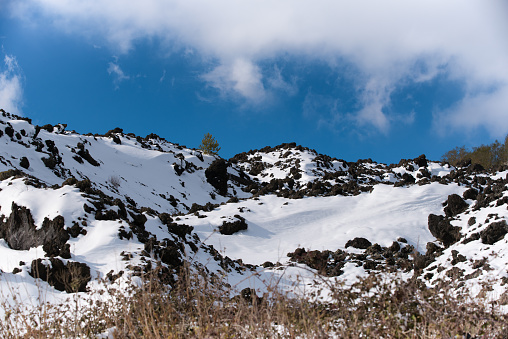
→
(199, 133, 221, 155)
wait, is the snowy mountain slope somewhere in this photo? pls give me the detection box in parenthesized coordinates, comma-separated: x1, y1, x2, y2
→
(0, 108, 507, 314)
(0, 109, 252, 214)
(177, 183, 466, 265)
(0, 110, 254, 313)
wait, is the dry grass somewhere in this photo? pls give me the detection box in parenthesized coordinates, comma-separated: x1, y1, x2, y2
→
(1, 264, 507, 338)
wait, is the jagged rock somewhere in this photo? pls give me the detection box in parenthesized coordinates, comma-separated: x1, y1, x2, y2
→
(0, 203, 70, 257)
(205, 159, 228, 196)
(76, 143, 100, 166)
(218, 215, 248, 235)
(480, 220, 508, 245)
(67, 221, 87, 238)
(394, 173, 415, 187)
(443, 194, 468, 217)
(428, 214, 461, 247)
(467, 163, 484, 173)
(287, 247, 345, 276)
(345, 237, 372, 249)
(388, 241, 401, 253)
(414, 154, 428, 167)
(425, 242, 442, 256)
(0, 169, 24, 181)
(19, 157, 29, 169)
(30, 258, 91, 293)
(463, 188, 478, 200)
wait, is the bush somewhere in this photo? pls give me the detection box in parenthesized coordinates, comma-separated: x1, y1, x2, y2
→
(109, 175, 121, 188)
(442, 135, 508, 169)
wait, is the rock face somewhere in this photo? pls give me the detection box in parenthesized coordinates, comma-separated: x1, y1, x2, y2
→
(0, 203, 70, 257)
(205, 159, 229, 196)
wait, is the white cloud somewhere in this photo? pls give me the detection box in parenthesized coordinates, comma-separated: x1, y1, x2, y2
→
(267, 66, 298, 96)
(0, 54, 23, 114)
(10, 0, 508, 135)
(107, 61, 129, 89)
(434, 85, 508, 138)
(159, 69, 166, 83)
(202, 58, 265, 101)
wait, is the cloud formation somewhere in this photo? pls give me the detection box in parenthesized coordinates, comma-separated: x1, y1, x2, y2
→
(10, 0, 508, 135)
(0, 54, 23, 114)
(107, 61, 129, 89)
(202, 58, 266, 101)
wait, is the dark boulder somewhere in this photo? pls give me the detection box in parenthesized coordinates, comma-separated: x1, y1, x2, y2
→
(218, 215, 248, 235)
(468, 217, 476, 226)
(428, 214, 461, 247)
(463, 188, 478, 200)
(0, 203, 70, 257)
(443, 194, 468, 217)
(205, 159, 228, 196)
(480, 220, 508, 245)
(19, 157, 30, 169)
(451, 250, 467, 265)
(425, 242, 442, 256)
(414, 154, 428, 168)
(30, 258, 91, 293)
(287, 247, 345, 277)
(345, 237, 372, 249)
(467, 163, 484, 174)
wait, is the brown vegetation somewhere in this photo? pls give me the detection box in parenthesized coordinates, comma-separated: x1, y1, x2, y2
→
(1, 264, 506, 338)
(442, 135, 508, 169)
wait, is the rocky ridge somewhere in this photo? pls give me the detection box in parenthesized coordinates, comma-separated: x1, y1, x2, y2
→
(0, 109, 507, 309)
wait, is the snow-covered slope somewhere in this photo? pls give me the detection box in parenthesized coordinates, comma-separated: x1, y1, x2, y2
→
(0, 110, 252, 214)
(0, 108, 507, 313)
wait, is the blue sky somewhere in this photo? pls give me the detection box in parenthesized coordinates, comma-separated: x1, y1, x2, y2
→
(1, 0, 507, 163)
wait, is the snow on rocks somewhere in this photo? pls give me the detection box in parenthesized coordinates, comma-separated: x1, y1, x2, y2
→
(0, 108, 508, 313)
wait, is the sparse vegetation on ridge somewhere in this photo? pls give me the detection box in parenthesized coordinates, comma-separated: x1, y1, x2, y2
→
(442, 135, 508, 169)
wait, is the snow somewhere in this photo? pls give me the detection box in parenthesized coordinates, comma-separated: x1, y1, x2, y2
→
(0, 178, 87, 228)
(182, 182, 465, 265)
(1, 111, 507, 321)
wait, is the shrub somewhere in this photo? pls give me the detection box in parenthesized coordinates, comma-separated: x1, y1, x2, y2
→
(441, 135, 508, 169)
(2, 264, 507, 338)
(109, 175, 121, 188)
(0, 169, 22, 181)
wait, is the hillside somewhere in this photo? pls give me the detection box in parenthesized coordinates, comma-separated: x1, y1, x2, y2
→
(0, 108, 507, 335)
